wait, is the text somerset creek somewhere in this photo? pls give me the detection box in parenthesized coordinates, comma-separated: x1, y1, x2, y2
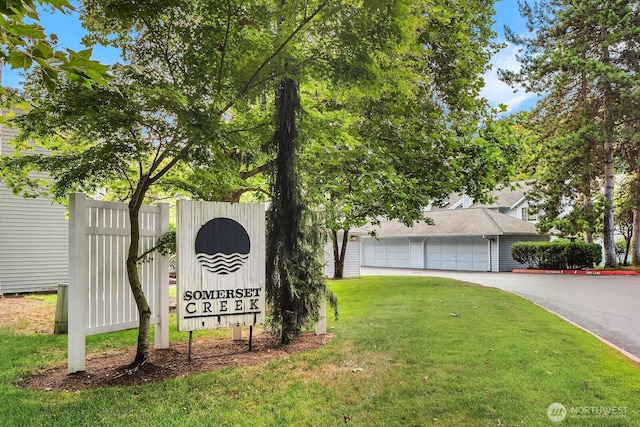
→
(182, 288, 262, 317)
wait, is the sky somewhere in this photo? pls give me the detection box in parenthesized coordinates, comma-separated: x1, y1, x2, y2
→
(486, 0, 539, 113)
(2, 0, 538, 113)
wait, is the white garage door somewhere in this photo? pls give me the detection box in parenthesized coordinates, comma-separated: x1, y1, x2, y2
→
(362, 238, 411, 268)
(425, 237, 488, 271)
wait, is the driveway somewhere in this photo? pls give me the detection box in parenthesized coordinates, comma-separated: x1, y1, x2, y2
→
(361, 267, 640, 361)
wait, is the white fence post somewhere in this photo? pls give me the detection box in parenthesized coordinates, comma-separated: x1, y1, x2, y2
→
(155, 202, 169, 349)
(68, 193, 88, 373)
(315, 297, 326, 335)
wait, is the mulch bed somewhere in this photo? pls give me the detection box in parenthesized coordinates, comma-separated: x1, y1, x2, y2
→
(16, 333, 334, 392)
(2, 294, 333, 392)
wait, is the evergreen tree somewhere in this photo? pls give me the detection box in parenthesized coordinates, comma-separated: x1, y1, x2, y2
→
(266, 79, 327, 344)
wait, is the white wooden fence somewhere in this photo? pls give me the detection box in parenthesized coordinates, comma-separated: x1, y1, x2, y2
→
(68, 193, 169, 373)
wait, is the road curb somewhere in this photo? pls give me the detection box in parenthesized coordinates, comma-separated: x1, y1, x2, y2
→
(522, 299, 640, 364)
(512, 269, 639, 276)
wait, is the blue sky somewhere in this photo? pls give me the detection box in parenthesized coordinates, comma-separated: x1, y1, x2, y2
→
(2, 0, 538, 113)
(486, 0, 539, 113)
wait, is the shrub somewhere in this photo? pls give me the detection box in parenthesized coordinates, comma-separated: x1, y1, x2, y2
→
(511, 241, 602, 270)
(511, 242, 541, 269)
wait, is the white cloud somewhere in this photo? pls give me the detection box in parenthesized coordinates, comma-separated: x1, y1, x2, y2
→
(480, 43, 538, 112)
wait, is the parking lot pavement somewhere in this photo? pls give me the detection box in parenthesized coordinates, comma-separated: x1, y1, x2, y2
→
(360, 267, 640, 361)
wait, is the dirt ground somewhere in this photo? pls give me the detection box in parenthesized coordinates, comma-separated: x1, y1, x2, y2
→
(1, 295, 333, 392)
(0, 294, 57, 334)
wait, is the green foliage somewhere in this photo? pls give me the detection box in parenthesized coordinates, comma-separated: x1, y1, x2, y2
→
(0, 0, 516, 357)
(301, 0, 520, 277)
(0, 0, 109, 92)
(512, 240, 602, 270)
(510, 241, 541, 269)
(5, 0, 390, 362)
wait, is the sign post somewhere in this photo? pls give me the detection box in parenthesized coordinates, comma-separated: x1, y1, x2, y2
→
(176, 202, 266, 333)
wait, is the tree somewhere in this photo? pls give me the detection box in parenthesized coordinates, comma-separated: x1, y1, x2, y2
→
(265, 78, 327, 344)
(0, 0, 109, 92)
(522, 108, 602, 241)
(262, 0, 422, 335)
(502, 0, 640, 266)
(1, 0, 350, 366)
(302, 0, 519, 278)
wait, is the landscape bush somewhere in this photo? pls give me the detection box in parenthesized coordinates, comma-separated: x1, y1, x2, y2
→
(511, 240, 602, 270)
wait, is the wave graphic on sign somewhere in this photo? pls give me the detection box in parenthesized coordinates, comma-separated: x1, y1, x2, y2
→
(196, 253, 249, 274)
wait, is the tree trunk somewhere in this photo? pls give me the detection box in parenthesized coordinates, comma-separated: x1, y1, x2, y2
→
(602, 167, 617, 265)
(600, 27, 617, 267)
(602, 156, 618, 267)
(631, 168, 640, 265)
(127, 180, 152, 365)
(602, 133, 617, 266)
(582, 190, 593, 243)
(331, 229, 349, 279)
(633, 208, 640, 265)
(624, 238, 631, 265)
(331, 229, 342, 279)
(267, 77, 302, 345)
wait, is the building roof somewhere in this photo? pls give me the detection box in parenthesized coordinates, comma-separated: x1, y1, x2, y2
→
(354, 208, 540, 237)
(428, 181, 532, 211)
(469, 181, 532, 209)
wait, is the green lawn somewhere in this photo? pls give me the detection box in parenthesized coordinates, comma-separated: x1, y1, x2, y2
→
(2, 276, 639, 426)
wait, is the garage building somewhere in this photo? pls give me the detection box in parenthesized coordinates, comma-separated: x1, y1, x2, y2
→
(359, 208, 548, 272)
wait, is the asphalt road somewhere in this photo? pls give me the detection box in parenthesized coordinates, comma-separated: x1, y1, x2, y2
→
(360, 267, 640, 361)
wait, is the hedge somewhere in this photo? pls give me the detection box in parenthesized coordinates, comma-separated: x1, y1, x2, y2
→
(511, 241, 602, 270)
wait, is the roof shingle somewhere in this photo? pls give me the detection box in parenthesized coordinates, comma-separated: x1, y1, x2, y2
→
(354, 208, 540, 237)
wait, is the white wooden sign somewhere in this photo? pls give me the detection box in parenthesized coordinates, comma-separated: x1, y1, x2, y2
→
(176, 201, 265, 332)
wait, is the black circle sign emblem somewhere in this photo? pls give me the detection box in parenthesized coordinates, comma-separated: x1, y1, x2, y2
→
(195, 218, 251, 274)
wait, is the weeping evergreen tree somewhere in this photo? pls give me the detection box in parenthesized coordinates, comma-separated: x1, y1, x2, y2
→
(266, 78, 328, 344)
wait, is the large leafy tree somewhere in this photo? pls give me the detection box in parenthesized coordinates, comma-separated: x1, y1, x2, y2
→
(302, 0, 519, 278)
(502, 0, 640, 266)
(1, 0, 359, 366)
(263, 0, 427, 336)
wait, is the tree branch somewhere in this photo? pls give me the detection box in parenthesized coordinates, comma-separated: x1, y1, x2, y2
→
(240, 158, 275, 179)
(238, 0, 328, 97)
(217, 1, 234, 94)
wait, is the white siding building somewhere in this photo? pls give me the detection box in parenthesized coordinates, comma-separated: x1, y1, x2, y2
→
(0, 120, 68, 294)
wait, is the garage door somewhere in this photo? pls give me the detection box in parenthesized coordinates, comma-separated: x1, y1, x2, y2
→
(424, 237, 488, 271)
(362, 238, 411, 268)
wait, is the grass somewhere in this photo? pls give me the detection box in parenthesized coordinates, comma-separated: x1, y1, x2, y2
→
(2, 276, 640, 426)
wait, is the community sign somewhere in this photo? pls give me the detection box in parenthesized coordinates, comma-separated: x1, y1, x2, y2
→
(176, 201, 265, 332)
